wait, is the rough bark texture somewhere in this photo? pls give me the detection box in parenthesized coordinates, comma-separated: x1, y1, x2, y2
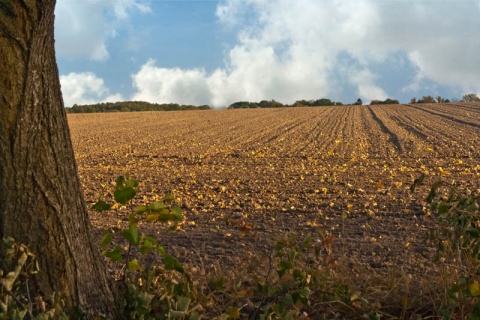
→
(0, 0, 116, 316)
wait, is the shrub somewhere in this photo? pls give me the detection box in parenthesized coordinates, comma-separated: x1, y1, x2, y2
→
(353, 98, 363, 105)
(370, 98, 399, 105)
(412, 175, 480, 319)
(461, 94, 480, 102)
(416, 96, 437, 103)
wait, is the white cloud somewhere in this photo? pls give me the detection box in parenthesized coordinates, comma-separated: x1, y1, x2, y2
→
(130, 0, 480, 107)
(131, 60, 211, 105)
(60, 72, 123, 107)
(55, 0, 150, 61)
(350, 69, 388, 103)
(61, 0, 480, 107)
(131, 0, 385, 107)
(112, 0, 151, 20)
(374, 2, 480, 95)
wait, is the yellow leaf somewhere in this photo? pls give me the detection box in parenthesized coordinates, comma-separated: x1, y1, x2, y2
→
(225, 233, 232, 237)
(146, 213, 160, 223)
(470, 282, 480, 296)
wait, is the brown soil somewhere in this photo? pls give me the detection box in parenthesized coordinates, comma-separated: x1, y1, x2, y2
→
(68, 104, 480, 280)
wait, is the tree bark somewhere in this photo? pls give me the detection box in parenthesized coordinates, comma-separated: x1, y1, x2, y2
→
(0, 0, 116, 316)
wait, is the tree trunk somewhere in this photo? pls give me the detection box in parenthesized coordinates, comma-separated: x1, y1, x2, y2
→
(0, 0, 116, 316)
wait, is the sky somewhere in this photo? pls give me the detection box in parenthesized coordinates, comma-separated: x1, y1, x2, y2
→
(55, 0, 480, 108)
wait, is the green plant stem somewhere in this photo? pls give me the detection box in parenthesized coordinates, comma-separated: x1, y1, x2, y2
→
(250, 245, 275, 320)
(4, 288, 27, 313)
(25, 279, 34, 318)
(122, 243, 132, 282)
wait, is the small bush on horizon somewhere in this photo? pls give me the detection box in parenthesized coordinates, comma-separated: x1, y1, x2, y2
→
(370, 98, 399, 105)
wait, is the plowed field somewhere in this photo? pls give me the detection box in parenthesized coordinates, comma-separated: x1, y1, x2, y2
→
(68, 103, 480, 276)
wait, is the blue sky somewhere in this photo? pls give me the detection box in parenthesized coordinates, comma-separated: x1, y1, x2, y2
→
(55, 0, 480, 108)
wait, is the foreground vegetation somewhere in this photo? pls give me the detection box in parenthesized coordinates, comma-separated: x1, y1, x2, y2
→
(2, 174, 479, 319)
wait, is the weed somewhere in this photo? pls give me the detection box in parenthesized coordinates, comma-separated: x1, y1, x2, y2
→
(414, 176, 480, 319)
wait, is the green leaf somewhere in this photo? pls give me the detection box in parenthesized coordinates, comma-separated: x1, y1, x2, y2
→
(92, 199, 111, 212)
(410, 173, 425, 192)
(177, 296, 191, 312)
(114, 187, 137, 205)
(437, 202, 450, 214)
(140, 237, 157, 254)
(467, 201, 479, 212)
(471, 302, 480, 320)
(277, 260, 292, 278)
(169, 310, 186, 319)
(136, 205, 148, 214)
(128, 213, 138, 226)
(146, 213, 160, 223)
(101, 231, 113, 247)
(163, 255, 184, 273)
(157, 246, 166, 256)
(225, 306, 240, 319)
(257, 283, 268, 294)
(125, 177, 139, 189)
(283, 293, 294, 306)
(164, 194, 175, 203)
(104, 246, 123, 262)
(468, 228, 480, 239)
(148, 201, 167, 211)
(426, 180, 444, 203)
(122, 225, 139, 245)
(115, 175, 125, 189)
(293, 269, 304, 282)
(171, 205, 183, 220)
(158, 210, 172, 222)
(298, 287, 311, 299)
(127, 259, 141, 271)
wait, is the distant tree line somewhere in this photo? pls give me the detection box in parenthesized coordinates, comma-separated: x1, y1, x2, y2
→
(66, 93, 480, 113)
(227, 97, 402, 109)
(228, 98, 345, 109)
(409, 94, 480, 104)
(409, 96, 450, 104)
(65, 101, 211, 113)
(227, 100, 286, 109)
(292, 98, 343, 107)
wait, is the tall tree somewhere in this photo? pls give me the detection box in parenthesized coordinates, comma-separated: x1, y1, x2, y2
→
(0, 0, 116, 316)
(461, 93, 480, 102)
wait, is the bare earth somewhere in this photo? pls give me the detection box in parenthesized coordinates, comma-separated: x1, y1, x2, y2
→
(68, 104, 480, 278)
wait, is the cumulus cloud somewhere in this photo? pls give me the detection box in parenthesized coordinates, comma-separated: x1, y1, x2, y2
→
(130, 0, 480, 107)
(131, 60, 211, 105)
(60, 72, 123, 107)
(55, 0, 150, 61)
